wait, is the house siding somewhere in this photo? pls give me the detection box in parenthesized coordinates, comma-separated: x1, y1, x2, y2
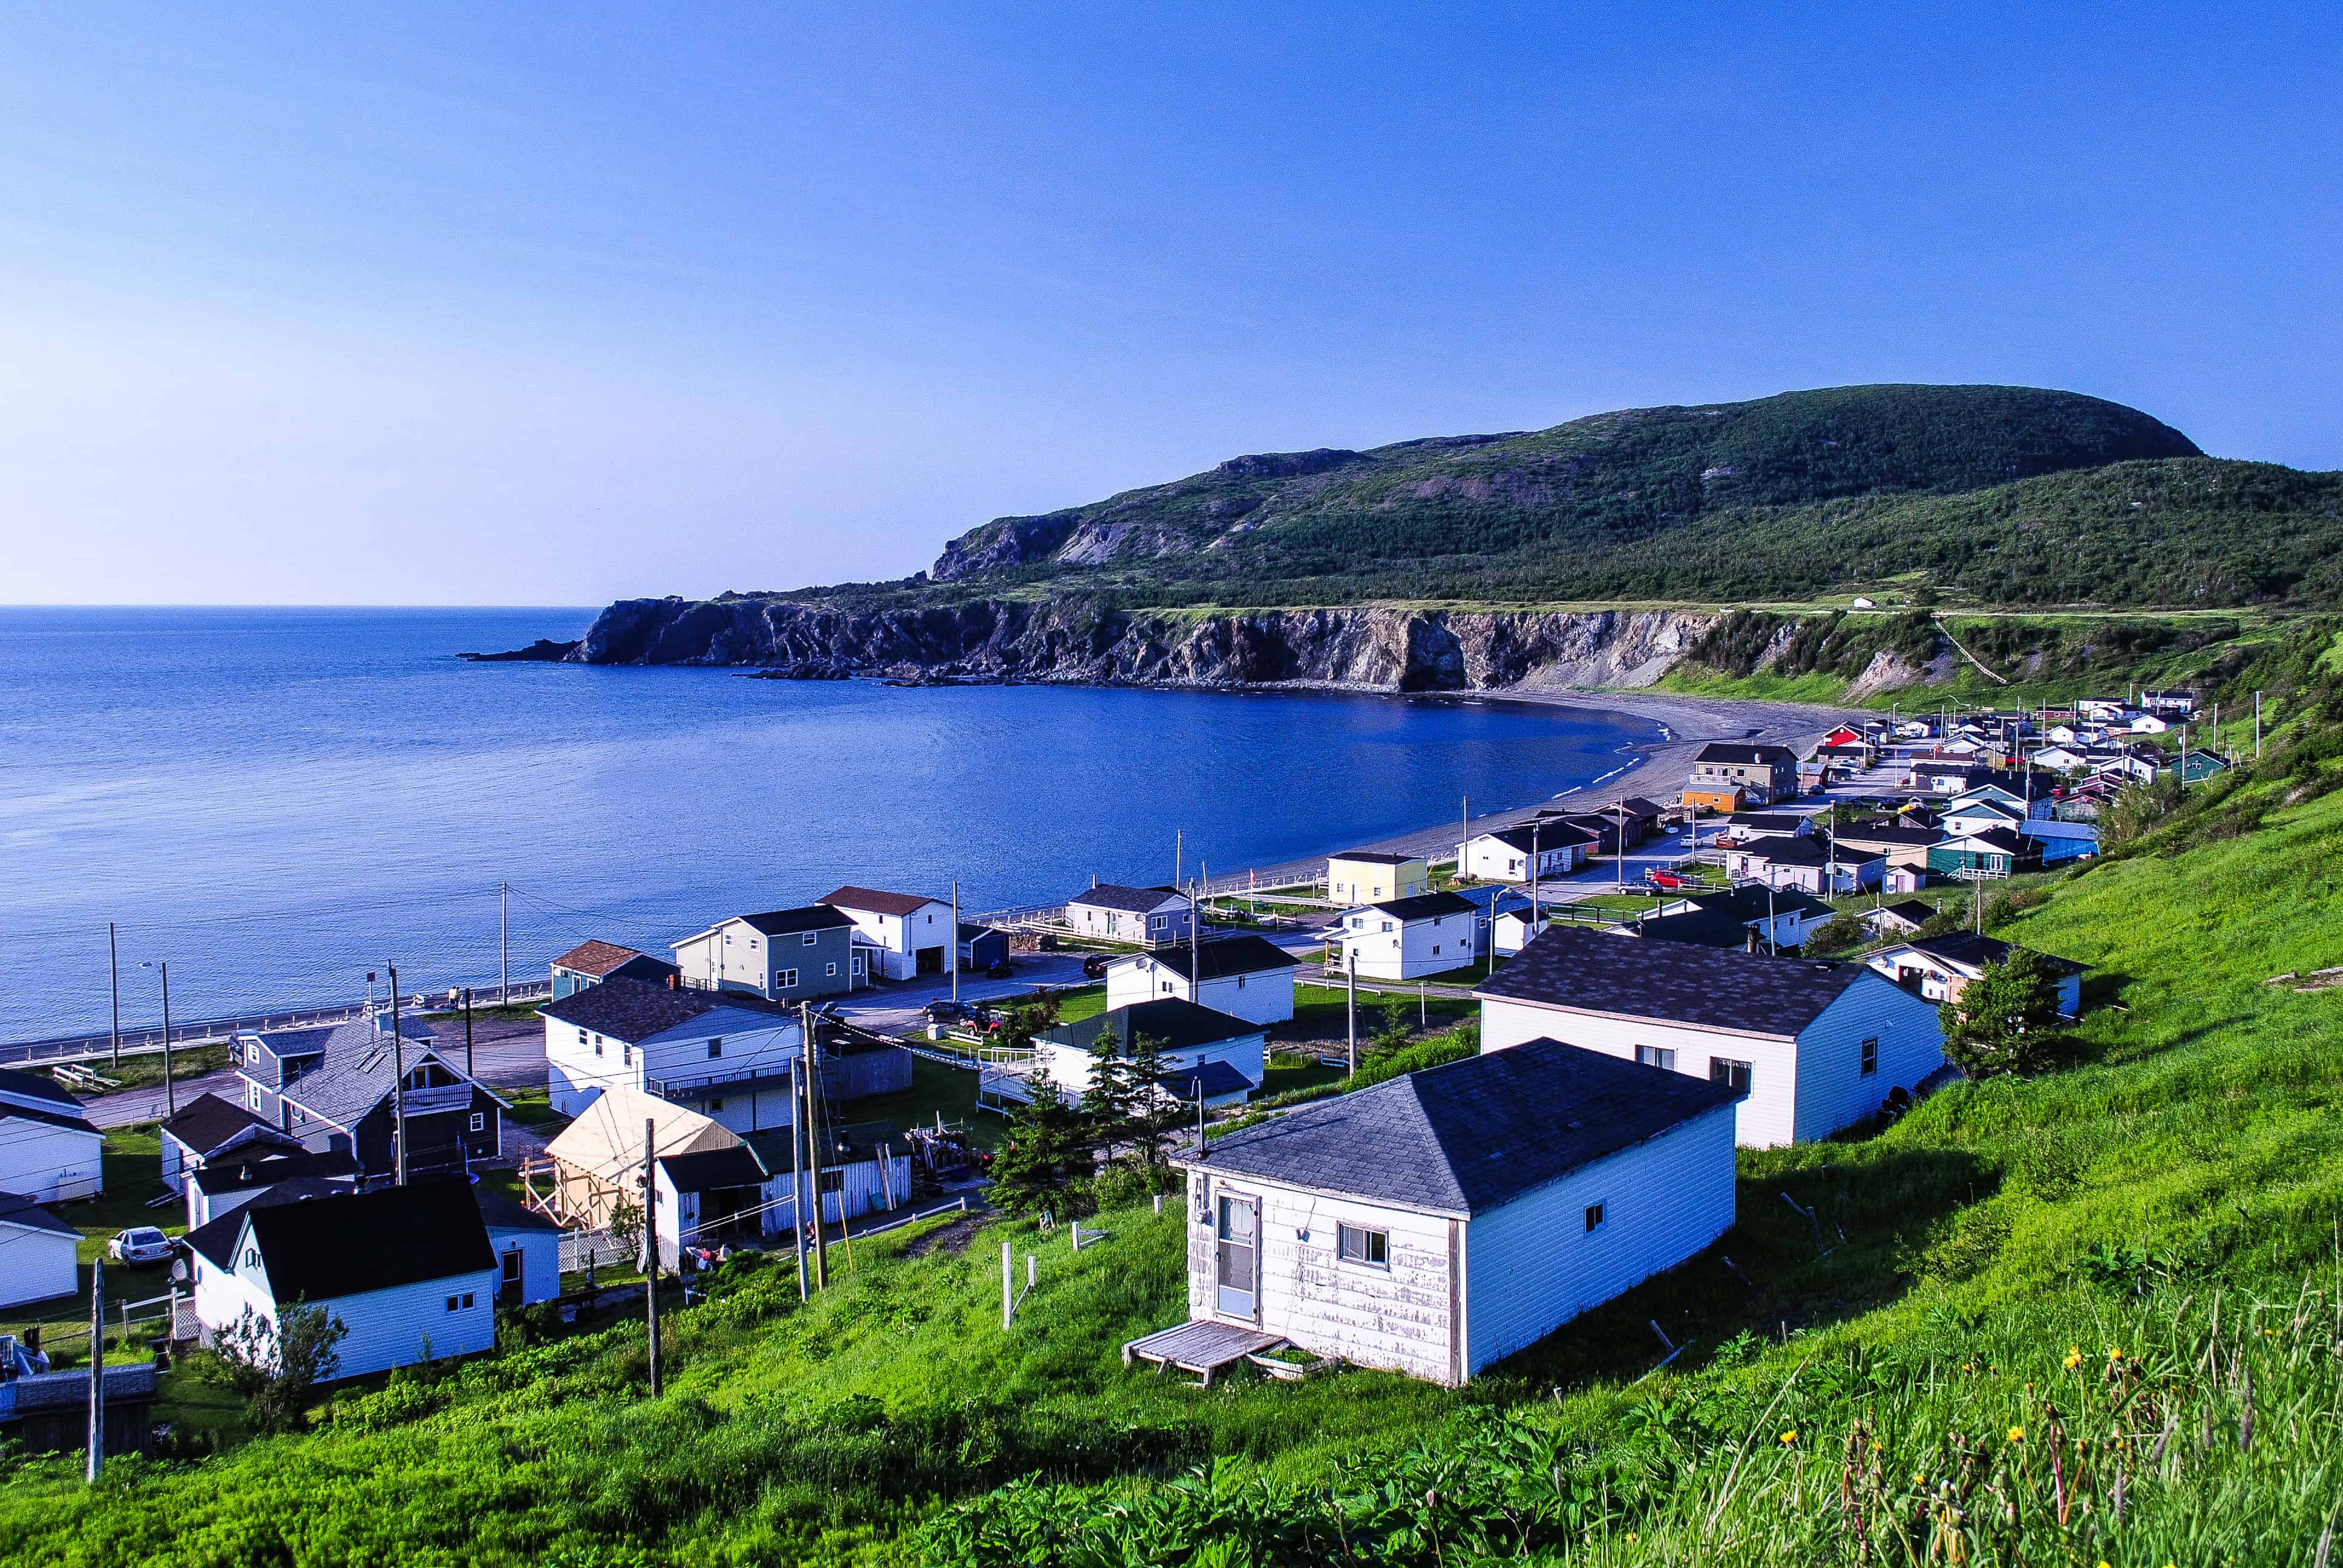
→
(1187, 1173, 1463, 1385)
(1042, 1031, 1268, 1102)
(1463, 1103, 1737, 1372)
(0, 1224, 79, 1310)
(1106, 960, 1295, 1026)
(675, 921, 855, 1000)
(0, 1122, 104, 1205)
(1787, 976, 1945, 1142)
(314, 1272, 500, 1379)
(486, 1227, 562, 1304)
(1327, 857, 1429, 906)
(1479, 997, 1803, 1148)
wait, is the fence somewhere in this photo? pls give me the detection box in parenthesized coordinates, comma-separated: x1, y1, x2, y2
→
(0, 981, 552, 1067)
(559, 1229, 637, 1275)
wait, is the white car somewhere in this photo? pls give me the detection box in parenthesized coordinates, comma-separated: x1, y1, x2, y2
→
(108, 1227, 174, 1265)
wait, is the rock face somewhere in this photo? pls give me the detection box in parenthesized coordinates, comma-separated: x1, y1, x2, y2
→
(565, 595, 1719, 693)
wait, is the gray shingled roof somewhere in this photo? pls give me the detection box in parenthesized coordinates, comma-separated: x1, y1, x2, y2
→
(240, 1180, 496, 1301)
(0, 1067, 85, 1111)
(1476, 924, 1869, 1037)
(821, 885, 940, 918)
(739, 906, 854, 936)
(1190, 1037, 1738, 1215)
(1156, 1059, 1256, 1099)
(540, 976, 734, 1041)
(278, 1024, 500, 1131)
(1132, 935, 1299, 982)
(1479, 822, 1597, 855)
(1329, 850, 1417, 866)
(1067, 883, 1185, 915)
(0, 1192, 79, 1237)
(160, 1091, 281, 1156)
(1043, 999, 1262, 1056)
(1366, 891, 1478, 922)
(1694, 742, 1797, 766)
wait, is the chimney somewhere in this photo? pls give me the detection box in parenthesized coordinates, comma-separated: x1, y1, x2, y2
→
(1745, 927, 1760, 955)
(667, 972, 679, 990)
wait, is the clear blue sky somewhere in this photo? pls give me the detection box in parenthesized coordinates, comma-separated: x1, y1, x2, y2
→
(4, 4, 2337, 606)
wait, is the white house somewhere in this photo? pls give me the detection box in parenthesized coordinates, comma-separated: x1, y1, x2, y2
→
(1476, 925, 1944, 1147)
(1176, 1037, 1740, 1385)
(2028, 745, 2091, 775)
(539, 976, 805, 1132)
(1867, 932, 2085, 1016)
(0, 1070, 103, 1206)
(0, 1193, 80, 1310)
(1105, 935, 1299, 1026)
(1325, 891, 1489, 981)
(549, 939, 678, 999)
(2126, 713, 2172, 735)
(819, 885, 955, 981)
(185, 1154, 359, 1229)
(1063, 883, 1193, 946)
(1038, 998, 1267, 1108)
(476, 1187, 562, 1306)
(184, 1180, 499, 1379)
(1460, 825, 1591, 883)
(745, 1119, 916, 1238)
(1628, 883, 1833, 953)
(1720, 835, 1883, 896)
(159, 1091, 304, 1194)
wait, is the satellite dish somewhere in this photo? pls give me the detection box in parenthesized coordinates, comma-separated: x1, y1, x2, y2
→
(169, 1258, 188, 1284)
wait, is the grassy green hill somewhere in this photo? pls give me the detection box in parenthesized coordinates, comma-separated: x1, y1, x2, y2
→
(888, 385, 2339, 612)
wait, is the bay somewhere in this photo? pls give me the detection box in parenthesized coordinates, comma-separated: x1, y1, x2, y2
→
(0, 606, 1659, 1043)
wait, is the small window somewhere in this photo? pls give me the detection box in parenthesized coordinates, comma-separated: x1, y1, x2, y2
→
(749, 937, 759, 948)
(724, 933, 732, 945)
(244, 1247, 259, 1269)
(623, 1044, 632, 1067)
(819, 1169, 844, 1192)
(1584, 1202, 1607, 1233)
(802, 932, 817, 946)
(1860, 1037, 1879, 1076)
(594, 1037, 603, 1057)
(576, 1028, 588, 1046)
(502, 1250, 522, 1283)
(707, 1097, 724, 1111)
(468, 1111, 485, 1133)
(1237, 973, 1247, 988)
(249, 1083, 263, 1111)
(1337, 1224, 1388, 1266)
(825, 962, 837, 977)
(777, 969, 799, 989)
(1711, 1058, 1753, 1095)
(446, 1294, 462, 1311)
(1636, 1045, 1677, 1071)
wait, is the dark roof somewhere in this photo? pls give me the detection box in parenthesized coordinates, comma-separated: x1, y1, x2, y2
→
(1899, 932, 2085, 977)
(1191, 1038, 1739, 1215)
(1875, 900, 1939, 927)
(182, 1176, 413, 1270)
(744, 1119, 910, 1175)
(278, 1041, 490, 1131)
(1367, 891, 1478, 922)
(189, 1149, 361, 1196)
(1945, 826, 2028, 854)
(1633, 909, 1782, 950)
(552, 939, 646, 976)
(658, 1145, 770, 1192)
(1688, 884, 1835, 922)
(1735, 837, 1845, 867)
(0, 1192, 78, 1238)
(160, 1091, 278, 1155)
(1729, 812, 1810, 834)
(1694, 742, 1797, 766)
(242, 1024, 337, 1059)
(539, 976, 725, 1041)
(241, 1180, 495, 1300)
(11, 1364, 156, 1413)
(1477, 925, 1872, 1038)
(1835, 824, 1940, 848)
(605, 954, 683, 985)
(820, 885, 940, 918)
(1328, 850, 1418, 866)
(1067, 883, 1185, 915)
(1616, 796, 1669, 818)
(1133, 935, 1299, 982)
(1479, 822, 1596, 854)
(0, 1102, 101, 1137)
(739, 906, 854, 936)
(474, 1186, 561, 1233)
(0, 1067, 85, 1111)
(1044, 998, 1263, 1056)
(1155, 1059, 1256, 1099)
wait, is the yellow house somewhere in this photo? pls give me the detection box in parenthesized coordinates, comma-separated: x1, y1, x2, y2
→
(1327, 851, 1429, 905)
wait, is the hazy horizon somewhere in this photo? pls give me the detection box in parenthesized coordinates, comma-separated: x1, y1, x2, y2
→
(4, 6, 2338, 608)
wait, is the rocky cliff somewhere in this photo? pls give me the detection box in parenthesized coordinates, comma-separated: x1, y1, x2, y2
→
(562, 595, 1723, 693)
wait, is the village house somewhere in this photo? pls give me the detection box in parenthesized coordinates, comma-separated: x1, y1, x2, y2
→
(1326, 891, 1486, 981)
(185, 1179, 502, 1379)
(0, 1070, 103, 1206)
(1679, 782, 1746, 815)
(1037, 998, 1267, 1109)
(269, 1016, 508, 1180)
(476, 1187, 562, 1306)
(0, 1194, 80, 1310)
(1720, 834, 1883, 896)
(1688, 742, 1800, 805)
(1938, 797, 2028, 838)
(2140, 689, 2197, 716)
(1864, 899, 1941, 938)
(549, 939, 680, 999)
(740, 1119, 915, 1244)
(1535, 808, 1643, 857)
(2028, 744, 2091, 775)
(819, 885, 955, 980)
(1927, 825, 2036, 879)
(1460, 823, 1593, 883)
(670, 906, 860, 1000)
(1629, 883, 1833, 953)
(2020, 817, 2099, 864)
(957, 923, 1010, 973)
(1105, 935, 1299, 1025)
(1064, 883, 1194, 946)
(1326, 851, 1430, 906)
(539, 976, 804, 1131)
(1168, 1038, 1740, 1386)
(1867, 932, 2085, 1016)
(1722, 811, 1814, 844)
(536, 1086, 735, 1233)
(184, 1150, 359, 1229)
(1832, 819, 1940, 871)
(1476, 926, 1945, 1146)
(159, 1091, 303, 1192)
(1614, 797, 1671, 840)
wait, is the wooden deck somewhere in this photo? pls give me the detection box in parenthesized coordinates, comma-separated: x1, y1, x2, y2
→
(1121, 1319, 1285, 1385)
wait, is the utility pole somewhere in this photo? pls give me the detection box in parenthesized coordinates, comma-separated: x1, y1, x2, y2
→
(1173, 829, 1182, 892)
(2256, 691, 2263, 759)
(790, 1057, 808, 1302)
(85, 1255, 103, 1483)
(499, 881, 509, 1005)
(1345, 949, 1358, 1076)
(642, 1117, 661, 1397)
(106, 924, 120, 1069)
(805, 1036, 828, 1291)
(387, 963, 408, 1186)
(1529, 820, 1542, 929)
(141, 961, 177, 1119)
(462, 987, 474, 1079)
(949, 880, 960, 1005)
(1460, 794, 1469, 881)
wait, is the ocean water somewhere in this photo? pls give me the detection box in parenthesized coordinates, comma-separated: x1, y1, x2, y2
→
(0, 607, 1660, 1043)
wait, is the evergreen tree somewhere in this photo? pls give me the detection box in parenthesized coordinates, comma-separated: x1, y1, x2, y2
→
(988, 1080, 1091, 1221)
(1081, 1031, 1145, 1160)
(1939, 948, 2065, 1078)
(1119, 1030, 1184, 1173)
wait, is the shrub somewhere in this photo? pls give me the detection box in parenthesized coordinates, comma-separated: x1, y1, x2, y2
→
(1939, 949, 2066, 1077)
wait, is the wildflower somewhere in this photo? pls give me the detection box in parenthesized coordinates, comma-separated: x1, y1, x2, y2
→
(2108, 1345, 2125, 1363)
(1780, 1430, 1798, 1445)
(1913, 1473, 1927, 1487)
(2065, 1346, 2083, 1369)
(1627, 1533, 1639, 1543)
(2007, 1426, 2026, 1443)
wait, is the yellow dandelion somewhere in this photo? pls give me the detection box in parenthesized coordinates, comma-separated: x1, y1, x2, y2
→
(1627, 1533, 1639, 1543)
(2108, 1345, 2125, 1362)
(2065, 1346, 2083, 1369)
(1780, 1429, 1798, 1445)
(1913, 1473, 1927, 1486)
(2007, 1425, 2026, 1443)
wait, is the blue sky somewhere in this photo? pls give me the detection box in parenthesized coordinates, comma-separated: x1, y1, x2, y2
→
(2, 4, 2337, 606)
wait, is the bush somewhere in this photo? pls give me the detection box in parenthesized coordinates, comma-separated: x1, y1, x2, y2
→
(1939, 949, 2066, 1078)
(1800, 912, 1868, 955)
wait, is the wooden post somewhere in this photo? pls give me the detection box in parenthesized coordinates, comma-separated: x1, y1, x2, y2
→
(1001, 1241, 1014, 1328)
(388, 962, 407, 1186)
(643, 1117, 661, 1396)
(85, 1255, 102, 1483)
(1345, 949, 1357, 1076)
(791, 1059, 808, 1302)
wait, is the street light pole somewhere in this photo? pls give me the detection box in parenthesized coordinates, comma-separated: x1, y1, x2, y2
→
(107, 924, 120, 1070)
(140, 962, 176, 1119)
(387, 962, 408, 1186)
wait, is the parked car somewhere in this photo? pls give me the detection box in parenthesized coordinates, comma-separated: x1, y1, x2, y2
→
(108, 1227, 174, 1265)
(922, 1000, 973, 1025)
(985, 959, 1015, 979)
(1647, 870, 1688, 890)
(1081, 953, 1112, 979)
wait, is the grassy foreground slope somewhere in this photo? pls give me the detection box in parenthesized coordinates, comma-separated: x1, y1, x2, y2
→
(5, 642, 2343, 1565)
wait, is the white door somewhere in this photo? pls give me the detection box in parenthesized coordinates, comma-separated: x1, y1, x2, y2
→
(1214, 1194, 1258, 1319)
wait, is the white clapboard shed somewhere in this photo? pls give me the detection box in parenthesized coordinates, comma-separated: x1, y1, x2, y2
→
(1476, 925, 1944, 1148)
(1105, 935, 1299, 1026)
(0, 1070, 104, 1206)
(0, 1193, 82, 1311)
(1163, 1039, 1740, 1386)
(183, 1180, 499, 1380)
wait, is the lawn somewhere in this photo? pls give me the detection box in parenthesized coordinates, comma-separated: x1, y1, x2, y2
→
(848, 1055, 998, 1149)
(497, 1085, 566, 1129)
(50, 1043, 231, 1097)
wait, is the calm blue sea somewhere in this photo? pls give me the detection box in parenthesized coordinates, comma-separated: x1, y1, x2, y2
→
(0, 607, 1660, 1044)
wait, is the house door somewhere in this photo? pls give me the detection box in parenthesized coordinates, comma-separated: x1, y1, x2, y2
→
(1214, 1194, 1258, 1319)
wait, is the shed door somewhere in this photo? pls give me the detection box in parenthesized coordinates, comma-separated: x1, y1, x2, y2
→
(1214, 1194, 1258, 1319)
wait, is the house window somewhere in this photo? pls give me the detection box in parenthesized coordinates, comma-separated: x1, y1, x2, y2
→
(1336, 1223, 1388, 1266)
(594, 1037, 603, 1057)
(749, 938, 759, 949)
(249, 1083, 263, 1111)
(709, 1039, 724, 1057)
(802, 933, 817, 946)
(825, 962, 837, 977)
(468, 1112, 485, 1133)
(1236, 974, 1246, 989)
(1636, 1045, 1677, 1071)
(777, 969, 799, 989)
(708, 1098, 724, 1111)
(502, 1250, 522, 1284)
(819, 1169, 844, 1192)
(1584, 1202, 1607, 1233)
(577, 1028, 588, 1046)
(623, 1044, 632, 1067)
(445, 1292, 474, 1312)
(1860, 1037, 1879, 1076)
(1711, 1058, 1753, 1095)
(243, 1248, 259, 1269)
